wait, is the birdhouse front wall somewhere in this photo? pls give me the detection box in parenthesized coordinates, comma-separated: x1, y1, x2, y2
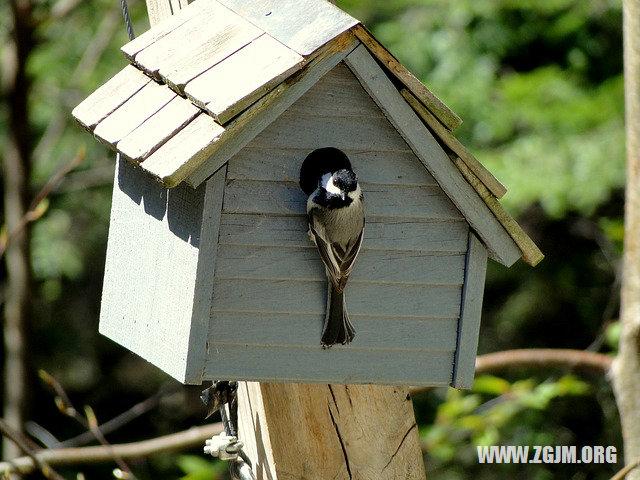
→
(203, 64, 473, 386)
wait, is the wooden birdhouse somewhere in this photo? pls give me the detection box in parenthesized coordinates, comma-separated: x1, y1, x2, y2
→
(73, 0, 542, 388)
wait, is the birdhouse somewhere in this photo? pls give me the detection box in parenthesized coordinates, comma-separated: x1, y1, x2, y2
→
(72, 0, 542, 388)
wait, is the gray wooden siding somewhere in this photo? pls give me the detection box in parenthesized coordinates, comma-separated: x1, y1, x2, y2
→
(100, 158, 208, 382)
(204, 63, 469, 385)
(218, 214, 469, 251)
(206, 345, 455, 386)
(223, 180, 463, 219)
(452, 232, 488, 389)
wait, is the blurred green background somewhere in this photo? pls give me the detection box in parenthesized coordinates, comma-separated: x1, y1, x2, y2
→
(0, 0, 625, 478)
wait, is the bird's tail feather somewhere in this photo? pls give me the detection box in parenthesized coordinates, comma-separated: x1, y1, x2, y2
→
(321, 283, 356, 347)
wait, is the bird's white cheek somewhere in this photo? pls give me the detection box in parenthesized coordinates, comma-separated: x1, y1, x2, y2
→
(323, 174, 342, 195)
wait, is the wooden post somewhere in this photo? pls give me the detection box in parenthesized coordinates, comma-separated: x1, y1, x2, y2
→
(237, 382, 426, 479)
(139, 2, 426, 478)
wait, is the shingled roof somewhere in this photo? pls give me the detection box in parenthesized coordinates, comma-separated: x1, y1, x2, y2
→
(72, 0, 542, 266)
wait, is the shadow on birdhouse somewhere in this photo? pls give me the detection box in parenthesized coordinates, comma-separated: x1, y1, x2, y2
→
(72, 0, 542, 388)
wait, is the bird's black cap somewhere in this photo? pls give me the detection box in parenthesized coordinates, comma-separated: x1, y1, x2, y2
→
(299, 147, 353, 195)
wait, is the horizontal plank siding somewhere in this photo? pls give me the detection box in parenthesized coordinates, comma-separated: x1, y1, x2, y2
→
(212, 279, 462, 318)
(222, 180, 463, 219)
(286, 64, 386, 118)
(210, 312, 458, 350)
(215, 244, 466, 285)
(250, 113, 410, 151)
(203, 60, 469, 385)
(218, 214, 469, 252)
(203, 344, 454, 386)
(227, 148, 436, 186)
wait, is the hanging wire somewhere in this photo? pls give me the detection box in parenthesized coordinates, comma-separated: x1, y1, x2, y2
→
(119, 0, 136, 40)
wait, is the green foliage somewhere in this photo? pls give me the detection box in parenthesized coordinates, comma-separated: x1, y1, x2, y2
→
(478, 72, 624, 217)
(341, 0, 624, 217)
(424, 375, 591, 470)
(605, 321, 621, 351)
(176, 455, 226, 480)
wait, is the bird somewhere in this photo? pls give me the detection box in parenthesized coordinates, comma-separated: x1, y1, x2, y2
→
(299, 147, 365, 347)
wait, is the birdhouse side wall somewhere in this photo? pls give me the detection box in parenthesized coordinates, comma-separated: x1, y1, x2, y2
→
(99, 159, 217, 383)
(203, 64, 470, 386)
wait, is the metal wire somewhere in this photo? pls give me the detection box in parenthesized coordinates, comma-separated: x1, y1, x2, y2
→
(119, 0, 135, 40)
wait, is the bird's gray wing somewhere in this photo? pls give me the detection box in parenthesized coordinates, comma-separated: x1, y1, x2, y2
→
(309, 209, 365, 291)
(308, 210, 340, 284)
(335, 226, 364, 290)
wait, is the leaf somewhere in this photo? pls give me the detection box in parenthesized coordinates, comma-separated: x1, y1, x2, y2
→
(472, 375, 512, 395)
(176, 455, 225, 480)
(605, 321, 622, 350)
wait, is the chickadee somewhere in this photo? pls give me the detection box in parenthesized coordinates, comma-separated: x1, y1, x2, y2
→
(299, 147, 365, 347)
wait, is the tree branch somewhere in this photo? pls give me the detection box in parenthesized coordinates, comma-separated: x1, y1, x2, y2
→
(409, 348, 613, 396)
(0, 418, 65, 480)
(610, 458, 640, 480)
(0, 423, 223, 475)
(0, 148, 84, 259)
(2, 0, 36, 459)
(39, 370, 137, 478)
(475, 348, 613, 376)
(52, 385, 176, 449)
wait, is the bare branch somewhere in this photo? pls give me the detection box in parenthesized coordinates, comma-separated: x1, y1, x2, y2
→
(610, 458, 640, 480)
(0, 422, 223, 475)
(49, 0, 83, 20)
(0, 148, 84, 259)
(409, 348, 613, 396)
(475, 348, 612, 376)
(54, 385, 177, 449)
(57, 162, 116, 192)
(0, 418, 65, 480)
(34, 4, 124, 165)
(39, 370, 137, 478)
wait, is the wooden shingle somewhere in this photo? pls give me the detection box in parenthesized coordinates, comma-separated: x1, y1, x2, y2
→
(93, 80, 176, 147)
(184, 34, 303, 123)
(117, 96, 200, 162)
(73, 0, 541, 268)
(72, 65, 150, 130)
